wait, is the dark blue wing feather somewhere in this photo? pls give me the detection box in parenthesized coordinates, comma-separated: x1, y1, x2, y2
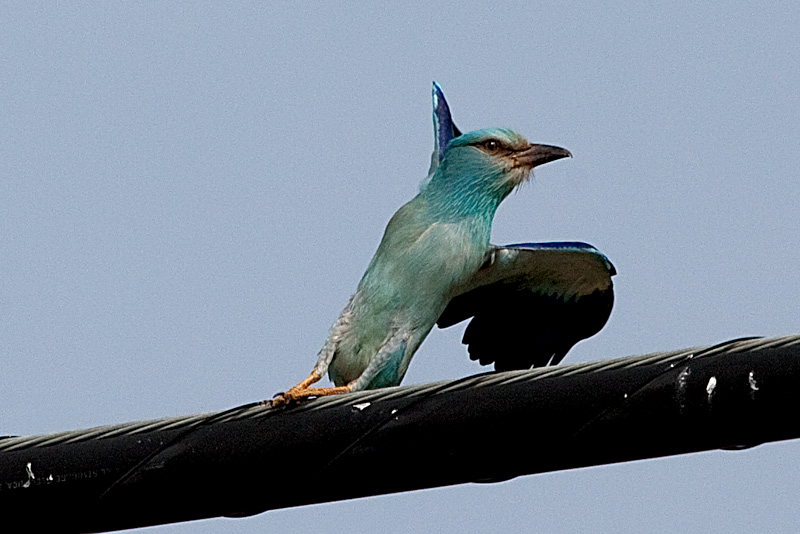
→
(437, 242, 615, 370)
(432, 81, 462, 162)
(423, 82, 463, 190)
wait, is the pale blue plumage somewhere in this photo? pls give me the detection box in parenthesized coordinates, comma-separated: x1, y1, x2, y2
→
(274, 84, 614, 405)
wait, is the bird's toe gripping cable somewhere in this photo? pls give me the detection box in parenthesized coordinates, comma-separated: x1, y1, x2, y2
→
(271, 384, 353, 407)
(270, 367, 353, 407)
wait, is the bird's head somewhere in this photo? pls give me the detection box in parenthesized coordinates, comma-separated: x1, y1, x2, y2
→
(426, 128, 571, 214)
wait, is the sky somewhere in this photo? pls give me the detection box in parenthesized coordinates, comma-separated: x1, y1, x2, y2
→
(2, 2, 799, 533)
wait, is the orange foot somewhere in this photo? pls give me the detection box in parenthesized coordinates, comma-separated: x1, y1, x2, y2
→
(271, 385, 352, 407)
(270, 371, 352, 407)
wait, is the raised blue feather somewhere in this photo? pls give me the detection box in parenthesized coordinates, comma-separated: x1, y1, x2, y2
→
(421, 82, 463, 191)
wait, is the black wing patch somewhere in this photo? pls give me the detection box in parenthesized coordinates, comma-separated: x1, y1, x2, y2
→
(437, 242, 616, 370)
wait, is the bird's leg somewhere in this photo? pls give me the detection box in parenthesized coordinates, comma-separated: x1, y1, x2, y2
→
(271, 329, 410, 407)
(270, 303, 353, 407)
(271, 336, 360, 406)
(270, 351, 334, 407)
(288, 369, 324, 391)
(270, 368, 326, 407)
(343, 331, 409, 392)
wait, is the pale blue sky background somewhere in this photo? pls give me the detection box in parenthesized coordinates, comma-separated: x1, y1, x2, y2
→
(3, 2, 799, 533)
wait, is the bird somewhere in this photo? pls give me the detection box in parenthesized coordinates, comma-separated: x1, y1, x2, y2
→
(272, 83, 615, 406)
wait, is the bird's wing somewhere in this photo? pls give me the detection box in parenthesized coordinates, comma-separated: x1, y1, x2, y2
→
(436, 242, 616, 370)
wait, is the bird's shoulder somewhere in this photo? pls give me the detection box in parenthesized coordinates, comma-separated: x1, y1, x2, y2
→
(379, 195, 484, 252)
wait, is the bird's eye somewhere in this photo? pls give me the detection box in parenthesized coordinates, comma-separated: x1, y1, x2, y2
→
(482, 139, 502, 152)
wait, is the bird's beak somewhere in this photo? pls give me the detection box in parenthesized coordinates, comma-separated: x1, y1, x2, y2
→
(514, 144, 572, 168)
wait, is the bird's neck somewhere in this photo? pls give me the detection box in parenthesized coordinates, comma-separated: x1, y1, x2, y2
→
(425, 187, 501, 223)
(422, 168, 511, 224)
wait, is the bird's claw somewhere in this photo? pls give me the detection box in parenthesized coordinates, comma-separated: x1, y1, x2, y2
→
(263, 392, 282, 406)
(267, 370, 328, 407)
(269, 383, 353, 408)
(269, 390, 294, 408)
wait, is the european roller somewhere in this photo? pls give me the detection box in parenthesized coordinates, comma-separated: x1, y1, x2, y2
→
(273, 83, 615, 406)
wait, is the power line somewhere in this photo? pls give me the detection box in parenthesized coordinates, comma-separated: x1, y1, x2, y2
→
(2, 334, 799, 532)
